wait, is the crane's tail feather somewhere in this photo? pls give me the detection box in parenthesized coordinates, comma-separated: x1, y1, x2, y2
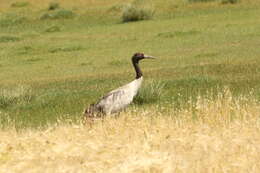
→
(83, 103, 104, 119)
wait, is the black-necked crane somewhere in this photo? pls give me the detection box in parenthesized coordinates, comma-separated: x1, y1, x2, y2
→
(84, 52, 155, 118)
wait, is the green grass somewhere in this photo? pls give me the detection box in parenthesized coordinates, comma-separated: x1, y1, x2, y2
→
(10, 1, 30, 8)
(0, 0, 260, 129)
(0, 35, 21, 43)
(40, 9, 76, 20)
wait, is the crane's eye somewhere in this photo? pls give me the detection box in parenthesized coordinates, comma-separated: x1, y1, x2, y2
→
(134, 53, 144, 58)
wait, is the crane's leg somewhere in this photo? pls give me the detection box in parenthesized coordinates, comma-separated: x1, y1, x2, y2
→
(83, 104, 98, 127)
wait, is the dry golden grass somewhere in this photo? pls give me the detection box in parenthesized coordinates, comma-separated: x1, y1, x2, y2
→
(1, 90, 260, 173)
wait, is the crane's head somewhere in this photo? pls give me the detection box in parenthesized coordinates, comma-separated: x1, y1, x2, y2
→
(132, 53, 155, 63)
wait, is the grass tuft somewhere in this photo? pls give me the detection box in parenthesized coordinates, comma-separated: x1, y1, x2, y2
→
(134, 80, 166, 105)
(0, 85, 34, 109)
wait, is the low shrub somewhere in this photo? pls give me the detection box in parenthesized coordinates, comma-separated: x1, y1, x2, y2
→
(48, 2, 60, 10)
(122, 4, 154, 22)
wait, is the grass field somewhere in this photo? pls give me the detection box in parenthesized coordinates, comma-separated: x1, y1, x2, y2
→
(0, 0, 260, 172)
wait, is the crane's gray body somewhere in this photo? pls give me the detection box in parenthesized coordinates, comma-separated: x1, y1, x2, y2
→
(96, 77, 143, 115)
(84, 53, 154, 118)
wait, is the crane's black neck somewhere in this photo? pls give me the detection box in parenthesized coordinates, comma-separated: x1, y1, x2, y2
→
(132, 59, 142, 79)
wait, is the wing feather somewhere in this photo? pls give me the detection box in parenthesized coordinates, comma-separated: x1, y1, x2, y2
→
(96, 88, 132, 114)
(98, 89, 125, 104)
(106, 89, 124, 99)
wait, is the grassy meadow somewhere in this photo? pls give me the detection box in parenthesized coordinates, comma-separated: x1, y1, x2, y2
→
(0, 0, 260, 172)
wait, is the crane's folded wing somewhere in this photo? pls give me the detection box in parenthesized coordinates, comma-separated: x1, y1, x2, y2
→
(100, 89, 126, 102)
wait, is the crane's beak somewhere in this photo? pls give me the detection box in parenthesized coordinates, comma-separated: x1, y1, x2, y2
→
(144, 55, 156, 59)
